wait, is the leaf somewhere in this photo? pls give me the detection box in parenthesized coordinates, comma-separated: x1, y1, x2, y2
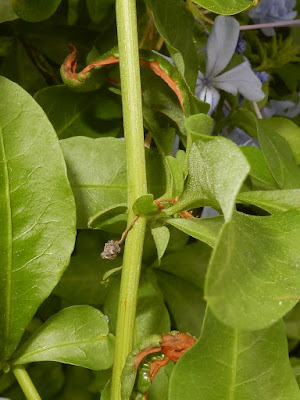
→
(12, 0, 63, 22)
(259, 117, 300, 164)
(61, 136, 127, 229)
(86, 0, 113, 23)
(0, 77, 76, 361)
(13, 306, 115, 370)
(154, 242, 211, 335)
(104, 272, 170, 343)
(55, 366, 96, 400)
(156, 271, 206, 337)
(150, 225, 170, 263)
(0, 0, 18, 23)
(237, 190, 300, 215)
(166, 121, 250, 222)
(241, 146, 279, 189)
(145, 0, 198, 90)
(169, 307, 300, 400)
(227, 108, 258, 138)
(54, 230, 121, 305)
(148, 362, 174, 400)
(35, 85, 122, 139)
(133, 194, 159, 216)
(165, 216, 224, 248)
(192, 0, 258, 15)
(206, 210, 300, 330)
(88, 204, 127, 229)
(61, 137, 165, 228)
(258, 123, 300, 189)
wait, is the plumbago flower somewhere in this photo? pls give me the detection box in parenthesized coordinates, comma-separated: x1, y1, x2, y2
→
(195, 16, 265, 114)
(262, 93, 300, 118)
(249, 0, 297, 36)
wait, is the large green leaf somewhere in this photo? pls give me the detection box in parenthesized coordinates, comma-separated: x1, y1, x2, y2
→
(206, 210, 300, 330)
(13, 306, 115, 370)
(12, 0, 62, 22)
(190, 0, 256, 15)
(258, 123, 300, 189)
(237, 190, 300, 215)
(145, 0, 198, 90)
(0, 77, 76, 361)
(170, 307, 300, 400)
(35, 86, 122, 139)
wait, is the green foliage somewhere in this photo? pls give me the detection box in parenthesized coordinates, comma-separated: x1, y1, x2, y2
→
(13, 306, 115, 370)
(0, 0, 300, 399)
(170, 308, 300, 400)
(0, 77, 76, 361)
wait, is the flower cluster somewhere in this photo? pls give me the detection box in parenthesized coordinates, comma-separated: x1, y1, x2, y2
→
(249, 0, 297, 36)
(195, 16, 264, 114)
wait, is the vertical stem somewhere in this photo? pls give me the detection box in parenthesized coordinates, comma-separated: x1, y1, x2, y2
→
(111, 0, 148, 399)
(13, 366, 42, 400)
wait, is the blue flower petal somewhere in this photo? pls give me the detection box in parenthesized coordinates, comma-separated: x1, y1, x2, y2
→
(212, 61, 265, 102)
(195, 86, 220, 114)
(206, 15, 240, 79)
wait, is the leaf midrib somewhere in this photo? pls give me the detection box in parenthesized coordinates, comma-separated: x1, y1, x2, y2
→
(0, 131, 13, 358)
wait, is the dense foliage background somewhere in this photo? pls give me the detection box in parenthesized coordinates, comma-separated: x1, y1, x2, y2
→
(1, 0, 300, 399)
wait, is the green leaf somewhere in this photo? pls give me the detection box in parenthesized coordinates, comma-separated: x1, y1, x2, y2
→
(86, 0, 113, 23)
(61, 136, 127, 229)
(165, 216, 224, 248)
(104, 273, 170, 343)
(0, 77, 76, 361)
(12, 0, 63, 22)
(88, 204, 128, 229)
(61, 137, 165, 229)
(258, 123, 300, 189)
(145, 0, 198, 90)
(150, 225, 170, 263)
(55, 366, 96, 400)
(35, 86, 122, 139)
(206, 210, 300, 330)
(156, 271, 206, 337)
(241, 146, 279, 189)
(13, 306, 115, 370)
(148, 362, 174, 400)
(166, 131, 250, 222)
(155, 242, 211, 335)
(0, 0, 18, 23)
(133, 194, 159, 216)
(237, 190, 300, 215)
(54, 230, 121, 305)
(227, 108, 258, 138)
(259, 117, 300, 164)
(170, 307, 300, 400)
(194, 0, 256, 14)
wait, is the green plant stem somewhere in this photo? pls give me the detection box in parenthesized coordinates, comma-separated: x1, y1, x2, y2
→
(12, 365, 42, 400)
(111, 0, 148, 399)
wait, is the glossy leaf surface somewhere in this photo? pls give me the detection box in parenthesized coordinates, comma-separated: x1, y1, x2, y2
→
(0, 77, 76, 361)
(170, 308, 300, 400)
(13, 306, 115, 370)
(206, 210, 300, 330)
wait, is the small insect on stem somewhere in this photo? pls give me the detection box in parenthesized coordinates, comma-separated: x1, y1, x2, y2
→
(101, 215, 139, 260)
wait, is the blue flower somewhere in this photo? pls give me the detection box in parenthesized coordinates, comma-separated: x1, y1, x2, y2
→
(253, 70, 270, 83)
(195, 16, 265, 114)
(262, 93, 300, 118)
(249, 0, 297, 36)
